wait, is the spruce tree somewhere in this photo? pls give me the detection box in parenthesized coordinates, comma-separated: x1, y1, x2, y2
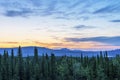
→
(10, 49, 15, 80)
(50, 53, 56, 80)
(34, 47, 39, 64)
(25, 56, 31, 80)
(17, 46, 24, 80)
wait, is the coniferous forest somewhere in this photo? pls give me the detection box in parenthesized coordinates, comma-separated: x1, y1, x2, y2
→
(0, 46, 120, 80)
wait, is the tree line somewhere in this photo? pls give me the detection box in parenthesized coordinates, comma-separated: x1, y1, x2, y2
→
(0, 46, 120, 80)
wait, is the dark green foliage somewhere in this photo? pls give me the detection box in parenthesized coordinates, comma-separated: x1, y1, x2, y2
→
(17, 46, 24, 80)
(34, 47, 39, 64)
(2, 50, 10, 80)
(10, 49, 15, 79)
(50, 53, 57, 80)
(0, 47, 120, 80)
(25, 56, 31, 80)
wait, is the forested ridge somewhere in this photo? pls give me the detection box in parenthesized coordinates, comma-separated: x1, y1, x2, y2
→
(0, 46, 120, 80)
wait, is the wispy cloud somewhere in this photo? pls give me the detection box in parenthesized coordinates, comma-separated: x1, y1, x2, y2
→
(93, 1, 120, 14)
(33, 41, 67, 48)
(0, 0, 120, 21)
(73, 25, 95, 30)
(4, 9, 32, 17)
(110, 20, 120, 22)
(65, 36, 120, 46)
(0, 41, 19, 44)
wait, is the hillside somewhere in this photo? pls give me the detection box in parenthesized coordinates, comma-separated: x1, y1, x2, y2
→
(0, 46, 120, 57)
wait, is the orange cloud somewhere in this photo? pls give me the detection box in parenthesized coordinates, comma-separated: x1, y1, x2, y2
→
(0, 41, 120, 51)
(0, 42, 19, 44)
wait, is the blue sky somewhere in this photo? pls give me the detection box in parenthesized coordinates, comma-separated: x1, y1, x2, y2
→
(0, 0, 120, 50)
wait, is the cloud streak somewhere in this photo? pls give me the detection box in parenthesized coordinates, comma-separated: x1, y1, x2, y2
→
(0, 0, 119, 20)
(4, 9, 32, 17)
(110, 20, 120, 22)
(93, 1, 120, 14)
(73, 25, 95, 30)
(0, 42, 19, 44)
(65, 36, 120, 46)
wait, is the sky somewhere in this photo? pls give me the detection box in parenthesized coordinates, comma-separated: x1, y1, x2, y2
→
(0, 0, 120, 50)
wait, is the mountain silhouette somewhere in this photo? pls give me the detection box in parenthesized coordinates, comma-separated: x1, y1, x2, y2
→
(0, 46, 120, 57)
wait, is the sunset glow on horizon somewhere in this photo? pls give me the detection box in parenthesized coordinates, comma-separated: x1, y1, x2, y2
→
(0, 0, 120, 50)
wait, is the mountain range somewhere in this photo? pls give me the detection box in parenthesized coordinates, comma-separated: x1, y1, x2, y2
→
(0, 46, 120, 57)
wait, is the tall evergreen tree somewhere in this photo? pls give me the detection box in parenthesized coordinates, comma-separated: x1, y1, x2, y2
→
(2, 50, 10, 80)
(10, 49, 15, 80)
(50, 53, 57, 80)
(17, 46, 24, 80)
(34, 47, 39, 64)
(25, 56, 31, 80)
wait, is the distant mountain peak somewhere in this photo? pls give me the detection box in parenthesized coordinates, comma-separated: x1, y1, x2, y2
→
(59, 48, 71, 51)
(0, 46, 120, 57)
